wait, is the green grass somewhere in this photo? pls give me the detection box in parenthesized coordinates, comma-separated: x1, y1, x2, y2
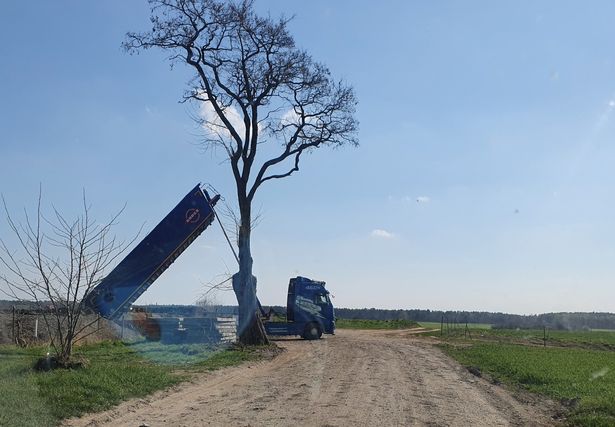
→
(0, 341, 266, 426)
(0, 347, 56, 426)
(438, 330, 615, 426)
(194, 346, 265, 370)
(336, 318, 419, 329)
(485, 328, 615, 349)
(426, 325, 615, 350)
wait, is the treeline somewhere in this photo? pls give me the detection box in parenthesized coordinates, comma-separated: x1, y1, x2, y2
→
(335, 308, 615, 331)
(0, 300, 40, 310)
(137, 304, 288, 318)
(3, 300, 615, 331)
(137, 304, 240, 317)
(140, 304, 615, 331)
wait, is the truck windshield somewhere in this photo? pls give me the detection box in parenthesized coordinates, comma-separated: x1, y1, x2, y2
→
(316, 294, 329, 305)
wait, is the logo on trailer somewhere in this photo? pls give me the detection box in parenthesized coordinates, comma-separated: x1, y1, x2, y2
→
(185, 208, 200, 224)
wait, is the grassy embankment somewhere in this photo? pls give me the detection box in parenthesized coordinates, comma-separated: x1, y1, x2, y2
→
(0, 341, 268, 427)
(336, 318, 419, 329)
(435, 326, 615, 426)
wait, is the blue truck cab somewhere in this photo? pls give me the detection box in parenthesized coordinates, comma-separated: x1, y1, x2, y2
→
(263, 276, 335, 340)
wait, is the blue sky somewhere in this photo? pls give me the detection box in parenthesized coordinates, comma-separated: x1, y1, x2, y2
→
(2, 1, 615, 314)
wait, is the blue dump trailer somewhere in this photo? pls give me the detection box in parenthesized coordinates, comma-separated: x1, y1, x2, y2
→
(84, 184, 220, 320)
(262, 276, 335, 340)
(84, 184, 335, 341)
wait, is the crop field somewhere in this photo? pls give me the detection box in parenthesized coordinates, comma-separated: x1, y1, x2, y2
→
(479, 328, 615, 350)
(438, 327, 615, 426)
(433, 325, 615, 349)
(0, 341, 266, 427)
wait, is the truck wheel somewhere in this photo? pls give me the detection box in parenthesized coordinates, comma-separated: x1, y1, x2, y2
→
(303, 323, 322, 340)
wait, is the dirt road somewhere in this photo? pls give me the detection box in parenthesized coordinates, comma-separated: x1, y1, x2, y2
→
(65, 329, 559, 426)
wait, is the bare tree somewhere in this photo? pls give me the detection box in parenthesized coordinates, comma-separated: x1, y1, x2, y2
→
(0, 191, 133, 366)
(124, 0, 358, 344)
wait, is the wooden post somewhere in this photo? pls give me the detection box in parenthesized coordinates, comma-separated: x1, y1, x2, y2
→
(34, 317, 38, 339)
(543, 326, 547, 348)
(12, 305, 15, 344)
(440, 315, 444, 337)
(121, 314, 125, 339)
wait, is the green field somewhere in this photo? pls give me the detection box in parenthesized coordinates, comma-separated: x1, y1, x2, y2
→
(336, 318, 419, 329)
(437, 328, 615, 426)
(432, 325, 615, 349)
(0, 341, 267, 427)
(481, 328, 615, 350)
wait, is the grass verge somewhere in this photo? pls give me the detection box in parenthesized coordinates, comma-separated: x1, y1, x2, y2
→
(441, 341, 615, 426)
(0, 340, 270, 427)
(336, 318, 419, 329)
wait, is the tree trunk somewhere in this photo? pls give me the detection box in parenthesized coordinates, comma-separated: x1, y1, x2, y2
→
(233, 200, 269, 345)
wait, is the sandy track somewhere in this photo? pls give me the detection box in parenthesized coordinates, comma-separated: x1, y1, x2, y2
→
(65, 329, 559, 427)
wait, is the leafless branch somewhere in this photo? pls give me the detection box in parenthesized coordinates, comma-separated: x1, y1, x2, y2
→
(0, 189, 135, 364)
(124, 0, 358, 204)
(125, 0, 357, 344)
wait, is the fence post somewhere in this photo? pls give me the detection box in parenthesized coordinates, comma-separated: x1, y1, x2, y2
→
(12, 305, 15, 344)
(34, 317, 38, 339)
(440, 315, 444, 337)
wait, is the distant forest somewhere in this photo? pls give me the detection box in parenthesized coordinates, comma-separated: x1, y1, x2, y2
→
(333, 308, 615, 331)
(140, 304, 615, 331)
(2, 300, 614, 331)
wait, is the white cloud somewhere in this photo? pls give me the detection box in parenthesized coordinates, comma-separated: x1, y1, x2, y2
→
(370, 229, 396, 239)
(416, 196, 430, 204)
(281, 108, 301, 126)
(280, 107, 322, 129)
(199, 100, 246, 139)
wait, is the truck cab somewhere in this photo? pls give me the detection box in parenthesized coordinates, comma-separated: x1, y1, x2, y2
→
(264, 276, 335, 339)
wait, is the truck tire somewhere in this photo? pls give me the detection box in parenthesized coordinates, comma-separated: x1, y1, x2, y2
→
(303, 323, 322, 340)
